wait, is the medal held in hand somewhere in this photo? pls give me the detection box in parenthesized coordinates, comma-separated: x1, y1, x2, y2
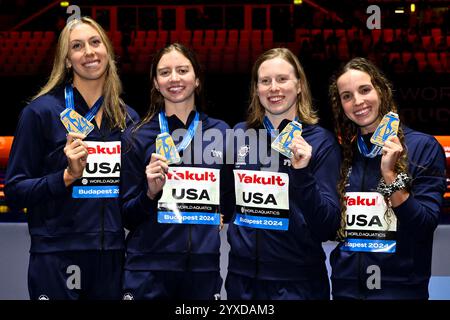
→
(60, 108, 95, 136)
(271, 121, 303, 158)
(156, 132, 181, 165)
(370, 112, 399, 147)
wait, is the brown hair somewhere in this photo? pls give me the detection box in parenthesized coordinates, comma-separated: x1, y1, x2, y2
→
(134, 43, 204, 133)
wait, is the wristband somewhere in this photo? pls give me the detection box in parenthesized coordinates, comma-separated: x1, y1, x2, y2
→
(376, 172, 411, 197)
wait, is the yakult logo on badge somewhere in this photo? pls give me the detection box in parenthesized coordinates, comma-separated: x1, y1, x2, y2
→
(236, 172, 286, 186)
(166, 169, 217, 182)
(345, 195, 382, 206)
(87, 144, 121, 155)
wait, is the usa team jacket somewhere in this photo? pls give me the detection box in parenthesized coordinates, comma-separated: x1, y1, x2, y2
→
(5, 85, 139, 253)
(227, 120, 341, 282)
(330, 127, 447, 299)
(120, 111, 234, 272)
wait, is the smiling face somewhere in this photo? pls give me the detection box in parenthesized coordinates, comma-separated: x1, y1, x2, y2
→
(337, 69, 381, 134)
(67, 23, 108, 85)
(256, 57, 300, 122)
(153, 49, 199, 109)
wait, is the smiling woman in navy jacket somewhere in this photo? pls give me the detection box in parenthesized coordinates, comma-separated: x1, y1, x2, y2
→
(5, 17, 139, 300)
(120, 43, 233, 300)
(226, 48, 341, 300)
(329, 57, 446, 299)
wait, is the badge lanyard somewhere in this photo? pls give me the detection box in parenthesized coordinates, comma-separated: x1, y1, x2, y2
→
(158, 111, 200, 152)
(64, 85, 103, 122)
(263, 116, 300, 138)
(357, 129, 382, 158)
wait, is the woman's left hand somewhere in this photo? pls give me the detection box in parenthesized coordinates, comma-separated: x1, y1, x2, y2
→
(289, 135, 312, 169)
(380, 135, 403, 183)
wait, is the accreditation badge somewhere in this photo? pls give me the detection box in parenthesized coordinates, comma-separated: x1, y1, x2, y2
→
(72, 141, 121, 198)
(370, 112, 399, 147)
(156, 132, 181, 165)
(157, 167, 221, 225)
(233, 170, 289, 231)
(60, 108, 95, 136)
(341, 192, 397, 253)
(271, 121, 302, 158)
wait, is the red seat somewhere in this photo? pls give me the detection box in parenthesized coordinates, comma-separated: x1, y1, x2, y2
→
(180, 31, 192, 45)
(383, 29, 394, 43)
(431, 28, 442, 40)
(371, 29, 382, 43)
(43, 31, 55, 41)
(323, 29, 333, 41)
(158, 31, 168, 42)
(263, 30, 273, 49)
(10, 31, 20, 39)
(388, 52, 401, 62)
(228, 30, 238, 45)
(147, 31, 157, 42)
(169, 30, 180, 43)
(192, 38, 203, 49)
(402, 52, 412, 64)
(204, 30, 215, 43)
(21, 31, 32, 40)
(216, 30, 226, 46)
(135, 31, 146, 39)
(192, 30, 203, 42)
(204, 37, 215, 47)
(414, 52, 426, 71)
(422, 36, 432, 50)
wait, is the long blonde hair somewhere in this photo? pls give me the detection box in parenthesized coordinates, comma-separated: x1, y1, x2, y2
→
(33, 17, 128, 130)
(329, 57, 409, 240)
(247, 48, 318, 128)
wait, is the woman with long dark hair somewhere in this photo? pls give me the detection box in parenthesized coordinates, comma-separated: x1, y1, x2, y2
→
(329, 57, 446, 299)
(120, 43, 233, 300)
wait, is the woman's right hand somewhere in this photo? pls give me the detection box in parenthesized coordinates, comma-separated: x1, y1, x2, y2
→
(63, 132, 88, 186)
(146, 153, 169, 200)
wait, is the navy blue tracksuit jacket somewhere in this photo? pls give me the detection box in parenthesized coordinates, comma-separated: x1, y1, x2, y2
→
(331, 127, 447, 299)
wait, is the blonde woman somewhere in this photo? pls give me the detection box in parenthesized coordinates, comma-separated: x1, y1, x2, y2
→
(5, 17, 139, 300)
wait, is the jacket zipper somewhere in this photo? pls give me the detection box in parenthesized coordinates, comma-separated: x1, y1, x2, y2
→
(185, 121, 193, 271)
(358, 157, 369, 299)
(99, 123, 106, 251)
(255, 229, 260, 278)
(186, 225, 192, 271)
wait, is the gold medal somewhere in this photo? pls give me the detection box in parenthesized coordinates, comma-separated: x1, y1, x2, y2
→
(60, 108, 94, 136)
(370, 112, 399, 147)
(271, 121, 303, 158)
(156, 132, 181, 165)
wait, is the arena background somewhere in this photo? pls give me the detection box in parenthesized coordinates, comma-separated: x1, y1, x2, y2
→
(0, 0, 449, 300)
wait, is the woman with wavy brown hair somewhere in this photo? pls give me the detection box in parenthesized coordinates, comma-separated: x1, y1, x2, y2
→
(329, 57, 446, 299)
